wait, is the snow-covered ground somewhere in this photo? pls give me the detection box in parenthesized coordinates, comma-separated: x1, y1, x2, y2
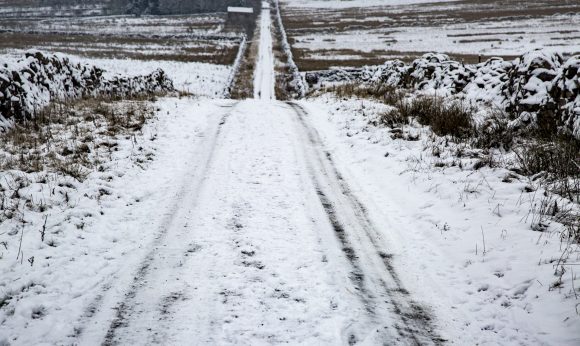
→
(281, 0, 580, 68)
(297, 95, 580, 345)
(254, 2, 275, 100)
(78, 98, 442, 345)
(1, 14, 228, 36)
(0, 3, 108, 17)
(0, 12, 242, 72)
(4, 97, 578, 344)
(281, 0, 458, 9)
(0, 97, 237, 345)
(1, 1, 579, 345)
(293, 14, 580, 58)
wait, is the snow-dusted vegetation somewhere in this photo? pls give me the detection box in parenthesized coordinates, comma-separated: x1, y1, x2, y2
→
(305, 50, 580, 139)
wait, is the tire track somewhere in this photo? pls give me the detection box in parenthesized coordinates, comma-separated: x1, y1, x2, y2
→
(288, 101, 445, 345)
(101, 106, 235, 345)
(74, 102, 237, 346)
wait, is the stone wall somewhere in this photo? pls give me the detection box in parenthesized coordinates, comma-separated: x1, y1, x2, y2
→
(305, 50, 580, 139)
(0, 51, 174, 130)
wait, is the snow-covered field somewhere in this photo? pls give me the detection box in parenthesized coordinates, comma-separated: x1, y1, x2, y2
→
(0, 50, 233, 97)
(281, 0, 458, 8)
(280, 0, 580, 69)
(294, 15, 580, 57)
(0, 12, 243, 66)
(0, 13, 229, 36)
(0, 2, 111, 18)
(77, 57, 232, 97)
(0, 35, 241, 66)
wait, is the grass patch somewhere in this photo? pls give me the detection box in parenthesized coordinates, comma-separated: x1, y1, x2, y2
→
(230, 20, 259, 99)
(324, 83, 406, 106)
(271, 9, 300, 100)
(0, 95, 156, 180)
(326, 85, 579, 208)
(0, 32, 241, 65)
(382, 96, 474, 139)
(471, 110, 514, 150)
(513, 138, 580, 202)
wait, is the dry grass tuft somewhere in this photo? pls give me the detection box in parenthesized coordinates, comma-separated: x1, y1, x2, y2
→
(0, 96, 156, 181)
(324, 83, 406, 106)
(230, 24, 259, 99)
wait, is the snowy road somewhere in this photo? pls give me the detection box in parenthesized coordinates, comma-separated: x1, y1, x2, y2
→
(80, 98, 440, 345)
(78, 97, 444, 344)
(1, 1, 579, 345)
(254, 2, 275, 100)
(70, 4, 444, 345)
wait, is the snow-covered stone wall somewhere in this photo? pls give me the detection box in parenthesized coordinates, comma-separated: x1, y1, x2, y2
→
(0, 51, 174, 131)
(305, 50, 580, 139)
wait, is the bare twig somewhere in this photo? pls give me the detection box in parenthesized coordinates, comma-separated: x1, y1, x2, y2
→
(481, 226, 487, 256)
(572, 269, 578, 300)
(16, 226, 24, 262)
(39, 215, 48, 242)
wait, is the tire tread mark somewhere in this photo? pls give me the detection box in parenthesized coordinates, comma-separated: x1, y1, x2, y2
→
(288, 101, 445, 345)
(96, 105, 236, 346)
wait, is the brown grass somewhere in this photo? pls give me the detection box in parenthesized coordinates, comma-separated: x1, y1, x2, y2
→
(0, 95, 157, 179)
(281, 0, 580, 33)
(279, 0, 578, 70)
(271, 9, 298, 100)
(293, 47, 517, 71)
(0, 31, 240, 65)
(230, 25, 259, 99)
(324, 83, 406, 106)
(384, 96, 475, 139)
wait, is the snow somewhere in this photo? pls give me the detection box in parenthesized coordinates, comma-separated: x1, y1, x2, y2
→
(0, 97, 234, 345)
(2, 88, 578, 344)
(67, 56, 232, 97)
(1, 2, 579, 345)
(285, 1, 580, 60)
(281, 0, 459, 9)
(298, 95, 580, 345)
(77, 99, 420, 344)
(228, 7, 254, 14)
(0, 51, 174, 130)
(304, 51, 580, 139)
(0, 99, 220, 344)
(0, 14, 230, 37)
(0, 4, 107, 17)
(254, 3, 275, 100)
